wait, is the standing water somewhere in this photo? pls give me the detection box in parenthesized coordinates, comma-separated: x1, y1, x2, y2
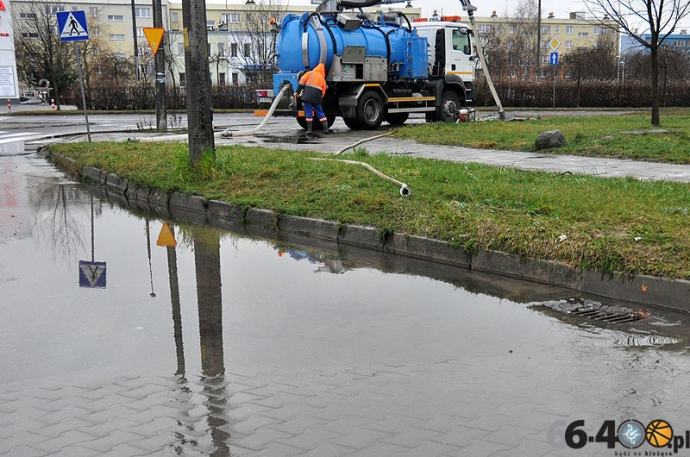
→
(1, 153, 689, 457)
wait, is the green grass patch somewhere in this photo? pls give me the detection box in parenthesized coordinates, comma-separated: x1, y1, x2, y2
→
(47, 141, 690, 280)
(393, 112, 690, 164)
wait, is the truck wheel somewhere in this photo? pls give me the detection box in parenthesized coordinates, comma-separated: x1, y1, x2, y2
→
(438, 90, 461, 123)
(386, 112, 409, 126)
(356, 91, 385, 130)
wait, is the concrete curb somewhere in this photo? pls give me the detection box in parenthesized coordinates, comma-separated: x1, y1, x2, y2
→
(49, 153, 690, 312)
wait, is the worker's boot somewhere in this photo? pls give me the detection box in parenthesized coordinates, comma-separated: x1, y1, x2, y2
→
(305, 121, 314, 138)
(321, 120, 333, 134)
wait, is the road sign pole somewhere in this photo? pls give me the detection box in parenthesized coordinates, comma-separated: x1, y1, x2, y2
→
(74, 41, 92, 142)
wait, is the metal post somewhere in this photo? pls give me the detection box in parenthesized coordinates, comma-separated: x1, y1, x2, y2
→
(153, 0, 167, 132)
(75, 41, 92, 142)
(131, 0, 140, 81)
(552, 66, 556, 109)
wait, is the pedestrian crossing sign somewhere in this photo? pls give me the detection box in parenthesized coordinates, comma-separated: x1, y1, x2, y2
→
(57, 11, 89, 42)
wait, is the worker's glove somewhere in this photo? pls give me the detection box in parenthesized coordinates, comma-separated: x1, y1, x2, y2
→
(294, 92, 300, 98)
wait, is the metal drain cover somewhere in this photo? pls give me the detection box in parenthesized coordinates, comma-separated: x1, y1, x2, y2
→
(539, 299, 649, 324)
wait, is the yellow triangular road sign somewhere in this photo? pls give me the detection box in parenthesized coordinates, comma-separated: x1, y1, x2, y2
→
(144, 27, 165, 55)
(157, 221, 177, 247)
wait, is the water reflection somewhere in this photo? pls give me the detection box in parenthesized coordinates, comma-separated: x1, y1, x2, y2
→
(4, 156, 690, 456)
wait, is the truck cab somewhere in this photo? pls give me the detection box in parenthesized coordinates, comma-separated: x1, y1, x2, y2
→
(413, 20, 476, 115)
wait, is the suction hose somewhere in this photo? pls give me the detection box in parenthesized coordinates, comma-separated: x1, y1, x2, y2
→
(312, 131, 411, 197)
(221, 84, 291, 138)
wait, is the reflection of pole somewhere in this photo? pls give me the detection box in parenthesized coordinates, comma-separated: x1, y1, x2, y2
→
(146, 220, 156, 297)
(166, 225, 185, 376)
(194, 230, 229, 454)
(90, 195, 95, 262)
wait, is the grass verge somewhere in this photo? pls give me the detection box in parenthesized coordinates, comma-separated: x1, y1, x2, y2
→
(47, 141, 690, 280)
(393, 112, 690, 164)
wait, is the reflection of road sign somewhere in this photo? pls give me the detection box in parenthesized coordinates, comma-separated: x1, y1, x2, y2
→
(550, 52, 559, 66)
(79, 261, 106, 288)
(57, 11, 89, 42)
(157, 221, 177, 247)
(549, 36, 560, 50)
(143, 28, 165, 55)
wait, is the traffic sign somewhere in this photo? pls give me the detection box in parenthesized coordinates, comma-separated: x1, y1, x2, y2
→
(79, 261, 106, 288)
(550, 52, 559, 66)
(57, 11, 89, 42)
(157, 221, 177, 247)
(143, 28, 165, 55)
(549, 36, 560, 50)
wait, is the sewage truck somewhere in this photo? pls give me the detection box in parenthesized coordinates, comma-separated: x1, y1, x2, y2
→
(269, 0, 478, 130)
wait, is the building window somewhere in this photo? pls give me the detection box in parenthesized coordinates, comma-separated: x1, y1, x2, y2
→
(180, 73, 186, 87)
(232, 72, 239, 85)
(172, 12, 179, 22)
(218, 43, 226, 57)
(137, 27, 144, 37)
(566, 26, 573, 34)
(45, 5, 64, 14)
(507, 39, 515, 49)
(109, 34, 125, 40)
(555, 26, 559, 34)
(92, 26, 101, 36)
(231, 43, 238, 57)
(108, 15, 124, 22)
(540, 40, 549, 49)
(566, 40, 573, 49)
(88, 7, 99, 17)
(541, 26, 550, 34)
(593, 26, 603, 35)
(477, 24, 492, 33)
(244, 43, 251, 57)
(207, 20, 216, 27)
(22, 32, 39, 38)
(135, 8, 151, 18)
(219, 72, 226, 85)
(20, 12, 37, 20)
(508, 24, 516, 34)
(578, 31, 589, 37)
(223, 13, 241, 23)
(177, 43, 185, 57)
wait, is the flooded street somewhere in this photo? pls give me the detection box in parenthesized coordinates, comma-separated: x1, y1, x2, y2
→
(2, 152, 690, 456)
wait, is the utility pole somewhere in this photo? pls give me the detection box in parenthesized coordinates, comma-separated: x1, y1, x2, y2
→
(182, 0, 215, 165)
(152, 0, 167, 132)
(131, 0, 140, 81)
(536, 0, 541, 79)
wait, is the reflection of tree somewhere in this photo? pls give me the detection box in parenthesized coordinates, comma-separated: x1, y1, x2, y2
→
(193, 230, 230, 457)
(33, 185, 87, 265)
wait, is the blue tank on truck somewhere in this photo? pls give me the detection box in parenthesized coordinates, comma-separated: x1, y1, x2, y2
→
(273, 12, 428, 94)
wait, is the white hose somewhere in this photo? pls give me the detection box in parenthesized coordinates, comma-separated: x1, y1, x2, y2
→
(129, 85, 291, 143)
(310, 157, 411, 197)
(221, 85, 291, 138)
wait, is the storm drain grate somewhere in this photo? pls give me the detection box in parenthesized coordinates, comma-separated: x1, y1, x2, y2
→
(540, 300, 650, 324)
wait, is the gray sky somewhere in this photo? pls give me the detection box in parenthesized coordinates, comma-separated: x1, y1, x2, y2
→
(279, 0, 583, 20)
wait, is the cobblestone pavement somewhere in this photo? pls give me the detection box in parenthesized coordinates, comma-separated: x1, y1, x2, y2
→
(3, 113, 690, 457)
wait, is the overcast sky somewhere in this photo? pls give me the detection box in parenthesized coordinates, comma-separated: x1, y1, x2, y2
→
(277, 0, 586, 20)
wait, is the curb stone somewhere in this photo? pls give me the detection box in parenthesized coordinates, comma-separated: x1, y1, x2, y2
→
(50, 153, 690, 313)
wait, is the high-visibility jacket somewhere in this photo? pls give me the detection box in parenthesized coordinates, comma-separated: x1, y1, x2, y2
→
(296, 63, 327, 105)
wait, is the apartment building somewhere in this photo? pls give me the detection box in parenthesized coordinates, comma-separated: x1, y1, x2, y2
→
(9, 0, 610, 88)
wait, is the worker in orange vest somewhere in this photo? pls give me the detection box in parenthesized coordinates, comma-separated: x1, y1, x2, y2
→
(295, 63, 332, 138)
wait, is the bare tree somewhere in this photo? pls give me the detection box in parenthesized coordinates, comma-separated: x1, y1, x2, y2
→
(12, 0, 77, 108)
(227, 0, 286, 84)
(583, 0, 690, 125)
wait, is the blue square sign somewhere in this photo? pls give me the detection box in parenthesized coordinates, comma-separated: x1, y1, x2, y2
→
(57, 11, 89, 42)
